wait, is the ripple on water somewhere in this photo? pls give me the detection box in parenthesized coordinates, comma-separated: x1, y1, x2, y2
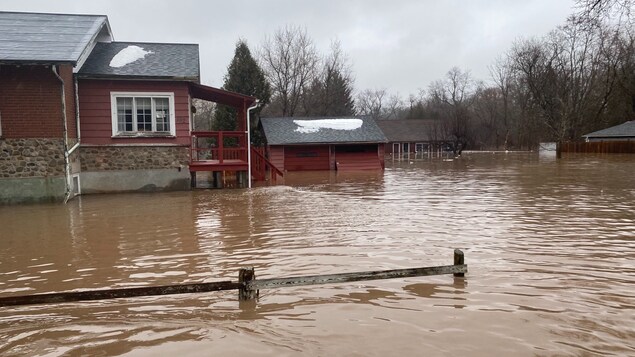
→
(0, 153, 634, 356)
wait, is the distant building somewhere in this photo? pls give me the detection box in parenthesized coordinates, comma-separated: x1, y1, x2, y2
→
(260, 117, 387, 171)
(376, 119, 451, 155)
(583, 121, 635, 142)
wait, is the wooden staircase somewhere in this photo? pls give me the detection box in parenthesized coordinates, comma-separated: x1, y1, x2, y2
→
(251, 147, 284, 183)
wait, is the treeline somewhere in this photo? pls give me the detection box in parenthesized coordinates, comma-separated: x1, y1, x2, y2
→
(195, 0, 634, 149)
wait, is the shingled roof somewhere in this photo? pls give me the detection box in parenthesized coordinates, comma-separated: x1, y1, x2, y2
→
(78, 42, 200, 81)
(261, 117, 387, 145)
(583, 121, 635, 139)
(377, 119, 448, 142)
(0, 11, 111, 65)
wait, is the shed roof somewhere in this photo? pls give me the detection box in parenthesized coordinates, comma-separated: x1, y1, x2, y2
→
(583, 121, 635, 139)
(78, 42, 200, 81)
(0, 11, 111, 64)
(261, 117, 387, 145)
(377, 119, 448, 142)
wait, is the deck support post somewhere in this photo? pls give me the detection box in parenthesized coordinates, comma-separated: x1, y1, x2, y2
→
(190, 172, 196, 188)
(213, 171, 223, 189)
(238, 267, 258, 301)
(453, 249, 465, 277)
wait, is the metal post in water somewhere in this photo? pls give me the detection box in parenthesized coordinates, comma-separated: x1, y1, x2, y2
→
(454, 249, 465, 277)
(238, 267, 258, 301)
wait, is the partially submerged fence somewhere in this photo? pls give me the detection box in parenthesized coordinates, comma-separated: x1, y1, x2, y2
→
(0, 250, 466, 307)
(560, 140, 635, 154)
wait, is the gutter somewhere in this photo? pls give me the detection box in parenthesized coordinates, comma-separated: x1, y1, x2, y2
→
(52, 65, 74, 204)
(246, 100, 260, 189)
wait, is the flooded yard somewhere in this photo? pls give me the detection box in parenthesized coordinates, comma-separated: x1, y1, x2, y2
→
(0, 153, 634, 356)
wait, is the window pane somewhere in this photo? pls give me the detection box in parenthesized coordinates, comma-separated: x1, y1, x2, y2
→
(116, 97, 133, 132)
(154, 98, 170, 132)
(136, 98, 152, 131)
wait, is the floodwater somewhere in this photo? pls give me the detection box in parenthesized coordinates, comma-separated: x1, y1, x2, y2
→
(0, 153, 634, 356)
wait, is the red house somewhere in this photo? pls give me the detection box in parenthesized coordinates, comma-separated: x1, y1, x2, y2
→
(0, 11, 270, 204)
(260, 117, 387, 171)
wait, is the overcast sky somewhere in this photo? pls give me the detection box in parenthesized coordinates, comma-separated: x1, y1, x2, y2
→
(3, 0, 577, 96)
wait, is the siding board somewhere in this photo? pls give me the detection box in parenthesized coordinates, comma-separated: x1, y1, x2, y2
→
(78, 79, 190, 145)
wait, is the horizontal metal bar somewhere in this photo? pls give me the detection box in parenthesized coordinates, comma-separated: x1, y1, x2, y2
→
(0, 281, 242, 307)
(249, 264, 467, 290)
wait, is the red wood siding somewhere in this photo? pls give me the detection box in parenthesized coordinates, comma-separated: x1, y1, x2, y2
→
(284, 145, 330, 171)
(334, 144, 383, 171)
(78, 79, 191, 145)
(268, 145, 285, 171)
(0, 65, 67, 138)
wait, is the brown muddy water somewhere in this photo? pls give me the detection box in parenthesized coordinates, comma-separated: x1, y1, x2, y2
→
(0, 153, 634, 356)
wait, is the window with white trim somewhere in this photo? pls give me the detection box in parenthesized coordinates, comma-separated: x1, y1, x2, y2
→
(111, 92, 176, 136)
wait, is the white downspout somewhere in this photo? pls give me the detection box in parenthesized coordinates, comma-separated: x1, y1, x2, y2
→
(246, 100, 259, 189)
(52, 65, 72, 203)
(65, 78, 81, 170)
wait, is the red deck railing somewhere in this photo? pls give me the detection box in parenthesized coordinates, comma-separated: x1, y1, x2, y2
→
(191, 131, 247, 163)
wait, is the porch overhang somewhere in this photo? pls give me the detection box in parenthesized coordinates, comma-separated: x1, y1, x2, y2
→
(189, 83, 256, 108)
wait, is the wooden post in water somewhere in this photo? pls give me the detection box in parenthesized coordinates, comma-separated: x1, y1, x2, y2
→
(238, 267, 258, 301)
(454, 249, 465, 277)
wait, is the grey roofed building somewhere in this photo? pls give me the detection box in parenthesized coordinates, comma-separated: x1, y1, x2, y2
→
(376, 119, 448, 142)
(583, 121, 635, 141)
(260, 117, 388, 145)
(0, 11, 112, 65)
(78, 42, 200, 81)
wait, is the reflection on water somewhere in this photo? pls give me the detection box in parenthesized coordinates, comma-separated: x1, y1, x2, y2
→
(1, 153, 634, 356)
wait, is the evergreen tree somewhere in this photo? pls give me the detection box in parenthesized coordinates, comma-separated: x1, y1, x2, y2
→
(300, 41, 355, 116)
(213, 40, 271, 145)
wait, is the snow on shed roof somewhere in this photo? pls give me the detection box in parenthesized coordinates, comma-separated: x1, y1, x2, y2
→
(261, 117, 388, 145)
(78, 42, 200, 81)
(583, 121, 635, 138)
(0, 11, 111, 64)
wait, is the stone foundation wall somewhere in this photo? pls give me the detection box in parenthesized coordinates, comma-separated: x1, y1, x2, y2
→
(80, 145, 189, 171)
(0, 138, 65, 178)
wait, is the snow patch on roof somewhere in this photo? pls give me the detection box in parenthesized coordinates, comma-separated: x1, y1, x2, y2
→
(109, 45, 153, 68)
(294, 119, 363, 133)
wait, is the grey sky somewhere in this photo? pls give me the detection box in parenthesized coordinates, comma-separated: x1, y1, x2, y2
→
(2, 0, 576, 96)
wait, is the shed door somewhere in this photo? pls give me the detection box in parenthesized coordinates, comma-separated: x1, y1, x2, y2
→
(284, 146, 330, 171)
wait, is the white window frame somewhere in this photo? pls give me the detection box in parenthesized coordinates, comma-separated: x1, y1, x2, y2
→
(110, 92, 176, 137)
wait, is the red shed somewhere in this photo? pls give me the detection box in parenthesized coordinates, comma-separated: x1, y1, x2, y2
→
(260, 117, 387, 171)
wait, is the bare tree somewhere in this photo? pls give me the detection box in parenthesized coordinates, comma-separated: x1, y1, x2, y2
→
(192, 99, 215, 131)
(488, 57, 515, 149)
(575, 0, 633, 25)
(301, 40, 356, 116)
(428, 67, 475, 156)
(356, 88, 387, 119)
(355, 89, 405, 119)
(510, 19, 620, 141)
(260, 25, 319, 117)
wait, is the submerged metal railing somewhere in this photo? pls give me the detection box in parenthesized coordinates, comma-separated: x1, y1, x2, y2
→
(0, 250, 466, 307)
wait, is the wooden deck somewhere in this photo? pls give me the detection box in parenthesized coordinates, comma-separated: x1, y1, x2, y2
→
(189, 131, 283, 186)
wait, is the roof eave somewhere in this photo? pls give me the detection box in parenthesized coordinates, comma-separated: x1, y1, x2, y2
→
(76, 74, 200, 82)
(75, 17, 114, 72)
(0, 59, 76, 66)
